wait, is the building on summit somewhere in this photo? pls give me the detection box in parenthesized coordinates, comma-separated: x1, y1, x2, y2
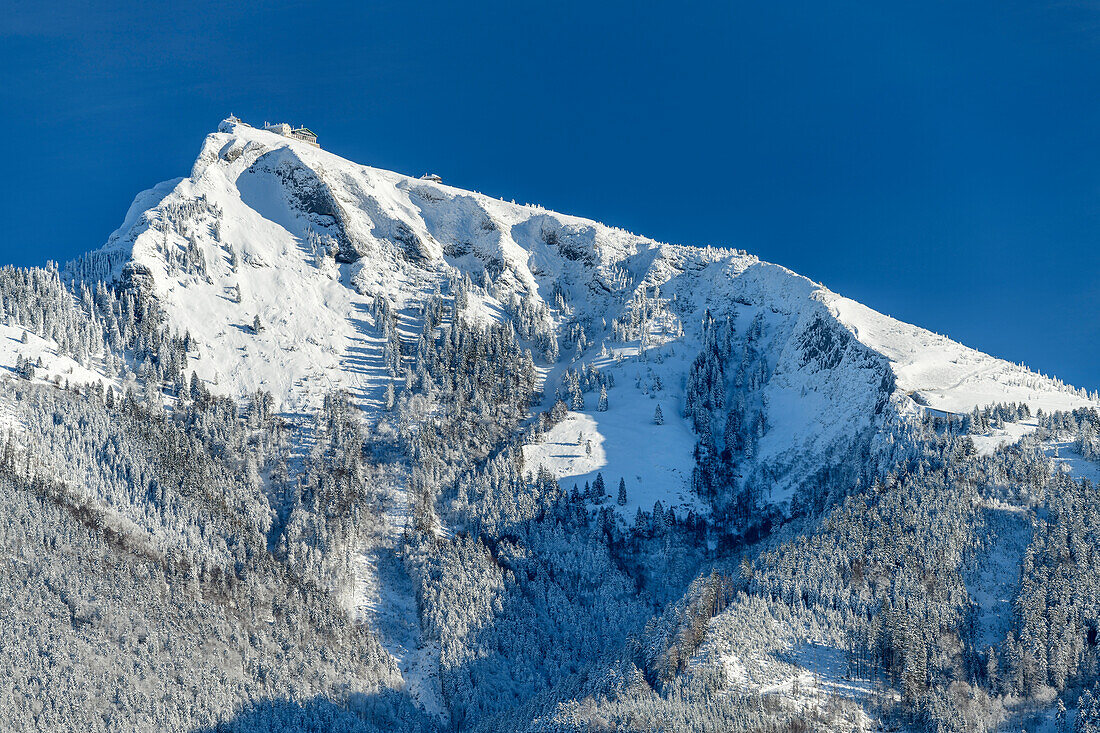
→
(263, 121, 320, 147)
(222, 115, 320, 148)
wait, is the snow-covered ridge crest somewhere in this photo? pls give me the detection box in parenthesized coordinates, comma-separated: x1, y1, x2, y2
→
(64, 117, 1096, 430)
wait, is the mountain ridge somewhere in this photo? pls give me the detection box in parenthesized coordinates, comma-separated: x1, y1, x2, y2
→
(38, 117, 1097, 528)
(0, 118, 1097, 731)
(64, 118, 1096, 416)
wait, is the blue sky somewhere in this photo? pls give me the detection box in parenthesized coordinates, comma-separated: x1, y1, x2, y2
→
(2, 0, 1098, 390)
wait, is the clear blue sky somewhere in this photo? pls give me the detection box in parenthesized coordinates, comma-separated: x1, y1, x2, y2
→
(3, 1, 1098, 391)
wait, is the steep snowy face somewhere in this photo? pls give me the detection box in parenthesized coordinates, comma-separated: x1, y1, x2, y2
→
(63, 119, 1096, 510)
(65, 120, 675, 416)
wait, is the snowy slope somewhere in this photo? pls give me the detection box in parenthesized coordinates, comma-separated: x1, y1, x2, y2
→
(827, 293, 1094, 415)
(0, 322, 118, 440)
(0, 324, 114, 393)
(522, 350, 702, 519)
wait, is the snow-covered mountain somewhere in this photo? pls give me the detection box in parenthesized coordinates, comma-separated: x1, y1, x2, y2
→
(59, 117, 1096, 512)
(3, 118, 1099, 732)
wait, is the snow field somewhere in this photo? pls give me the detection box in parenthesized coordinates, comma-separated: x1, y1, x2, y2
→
(965, 506, 1032, 652)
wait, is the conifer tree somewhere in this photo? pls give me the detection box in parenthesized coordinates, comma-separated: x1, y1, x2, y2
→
(550, 399, 568, 422)
(189, 371, 203, 403)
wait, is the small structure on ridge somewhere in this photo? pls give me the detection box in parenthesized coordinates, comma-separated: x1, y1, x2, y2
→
(263, 121, 319, 148)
